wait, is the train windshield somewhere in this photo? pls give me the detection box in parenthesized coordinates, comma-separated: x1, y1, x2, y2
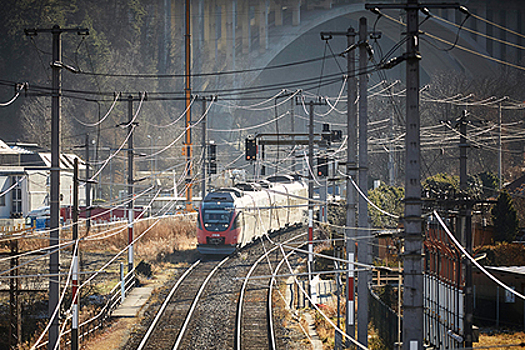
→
(202, 210, 232, 231)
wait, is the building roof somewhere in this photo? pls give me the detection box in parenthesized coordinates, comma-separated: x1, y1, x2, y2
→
(39, 153, 86, 170)
(37, 153, 86, 170)
(506, 173, 525, 194)
(0, 140, 19, 154)
(0, 140, 86, 170)
(485, 266, 525, 276)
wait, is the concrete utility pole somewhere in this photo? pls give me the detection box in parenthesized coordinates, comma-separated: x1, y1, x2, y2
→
(400, 3, 423, 348)
(308, 101, 314, 301)
(9, 235, 21, 349)
(116, 94, 143, 274)
(85, 134, 91, 232)
(184, 0, 193, 212)
(320, 27, 357, 346)
(365, 2, 463, 349)
(319, 124, 328, 223)
(457, 110, 473, 347)
(127, 95, 136, 275)
(290, 97, 296, 173)
(72, 158, 80, 350)
(201, 98, 207, 201)
(24, 25, 88, 350)
(357, 16, 370, 347)
(498, 103, 502, 189)
(345, 27, 357, 345)
(304, 99, 327, 305)
(389, 112, 396, 186)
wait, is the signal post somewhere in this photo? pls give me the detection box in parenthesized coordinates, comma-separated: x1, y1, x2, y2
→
(365, 2, 464, 349)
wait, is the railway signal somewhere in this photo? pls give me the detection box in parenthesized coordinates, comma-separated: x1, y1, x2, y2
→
(317, 155, 328, 177)
(209, 143, 216, 161)
(209, 162, 217, 175)
(245, 137, 256, 161)
(208, 142, 217, 174)
(321, 123, 343, 144)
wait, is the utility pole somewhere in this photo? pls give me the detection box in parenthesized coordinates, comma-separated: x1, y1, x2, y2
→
(457, 110, 473, 347)
(201, 97, 207, 201)
(184, 0, 193, 212)
(85, 134, 91, 232)
(302, 98, 327, 306)
(116, 94, 142, 275)
(9, 234, 21, 350)
(319, 124, 329, 223)
(389, 112, 395, 186)
(498, 103, 502, 189)
(290, 97, 296, 173)
(365, 2, 463, 349)
(308, 100, 315, 304)
(357, 16, 370, 347)
(400, 3, 423, 348)
(320, 27, 357, 344)
(344, 27, 357, 344)
(127, 95, 136, 275)
(24, 25, 88, 350)
(72, 158, 80, 350)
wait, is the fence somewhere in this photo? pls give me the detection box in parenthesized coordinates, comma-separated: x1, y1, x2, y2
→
(424, 216, 465, 349)
(289, 278, 337, 309)
(35, 268, 136, 349)
(370, 286, 401, 349)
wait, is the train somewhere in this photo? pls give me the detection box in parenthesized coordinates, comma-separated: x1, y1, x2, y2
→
(197, 175, 308, 254)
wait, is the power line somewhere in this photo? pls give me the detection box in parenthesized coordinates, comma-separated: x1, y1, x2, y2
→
(74, 53, 343, 78)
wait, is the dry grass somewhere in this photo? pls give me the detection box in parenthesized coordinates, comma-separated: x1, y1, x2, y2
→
(82, 317, 136, 350)
(134, 217, 197, 261)
(475, 331, 525, 350)
(312, 296, 347, 349)
(3, 215, 198, 349)
(4, 215, 196, 257)
(272, 283, 311, 348)
(312, 297, 389, 350)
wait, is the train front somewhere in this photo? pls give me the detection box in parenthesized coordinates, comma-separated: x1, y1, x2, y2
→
(197, 191, 240, 254)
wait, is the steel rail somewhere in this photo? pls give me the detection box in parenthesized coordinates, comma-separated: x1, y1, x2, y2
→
(268, 249, 296, 350)
(236, 232, 305, 350)
(172, 256, 230, 350)
(136, 259, 201, 350)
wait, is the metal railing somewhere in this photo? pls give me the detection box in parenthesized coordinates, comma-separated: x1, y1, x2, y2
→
(370, 287, 402, 350)
(36, 268, 136, 349)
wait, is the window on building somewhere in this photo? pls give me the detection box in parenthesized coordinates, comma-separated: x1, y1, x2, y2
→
(12, 176, 22, 214)
(0, 176, 8, 207)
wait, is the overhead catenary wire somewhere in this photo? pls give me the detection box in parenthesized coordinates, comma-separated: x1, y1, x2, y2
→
(73, 92, 121, 127)
(434, 210, 525, 301)
(30, 241, 78, 350)
(380, 12, 525, 73)
(0, 85, 25, 107)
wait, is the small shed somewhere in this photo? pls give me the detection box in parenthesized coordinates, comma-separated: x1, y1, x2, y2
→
(473, 266, 525, 329)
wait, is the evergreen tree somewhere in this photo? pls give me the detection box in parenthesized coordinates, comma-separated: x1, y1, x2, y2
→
(491, 190, 520, 242)
(368, 184, 404, 228)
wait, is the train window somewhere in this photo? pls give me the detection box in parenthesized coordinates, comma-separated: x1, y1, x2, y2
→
(203, 209, 232, 231)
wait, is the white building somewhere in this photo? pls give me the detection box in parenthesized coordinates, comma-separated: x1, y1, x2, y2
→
(0, 140, 87, 220)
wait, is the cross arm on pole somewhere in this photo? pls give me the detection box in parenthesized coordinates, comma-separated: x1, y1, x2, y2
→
(365, 2, 462, 10)
(24, 26, 89, 36)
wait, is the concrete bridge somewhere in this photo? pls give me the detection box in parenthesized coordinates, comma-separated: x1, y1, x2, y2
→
(181, 0, 523, 86)
(156, 0, 525, 141)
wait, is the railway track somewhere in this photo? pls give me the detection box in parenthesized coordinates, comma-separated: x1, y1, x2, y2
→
(125, 225, 307, 350)
(133, 257, 229, 350)
(236, 235, 303, 350)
